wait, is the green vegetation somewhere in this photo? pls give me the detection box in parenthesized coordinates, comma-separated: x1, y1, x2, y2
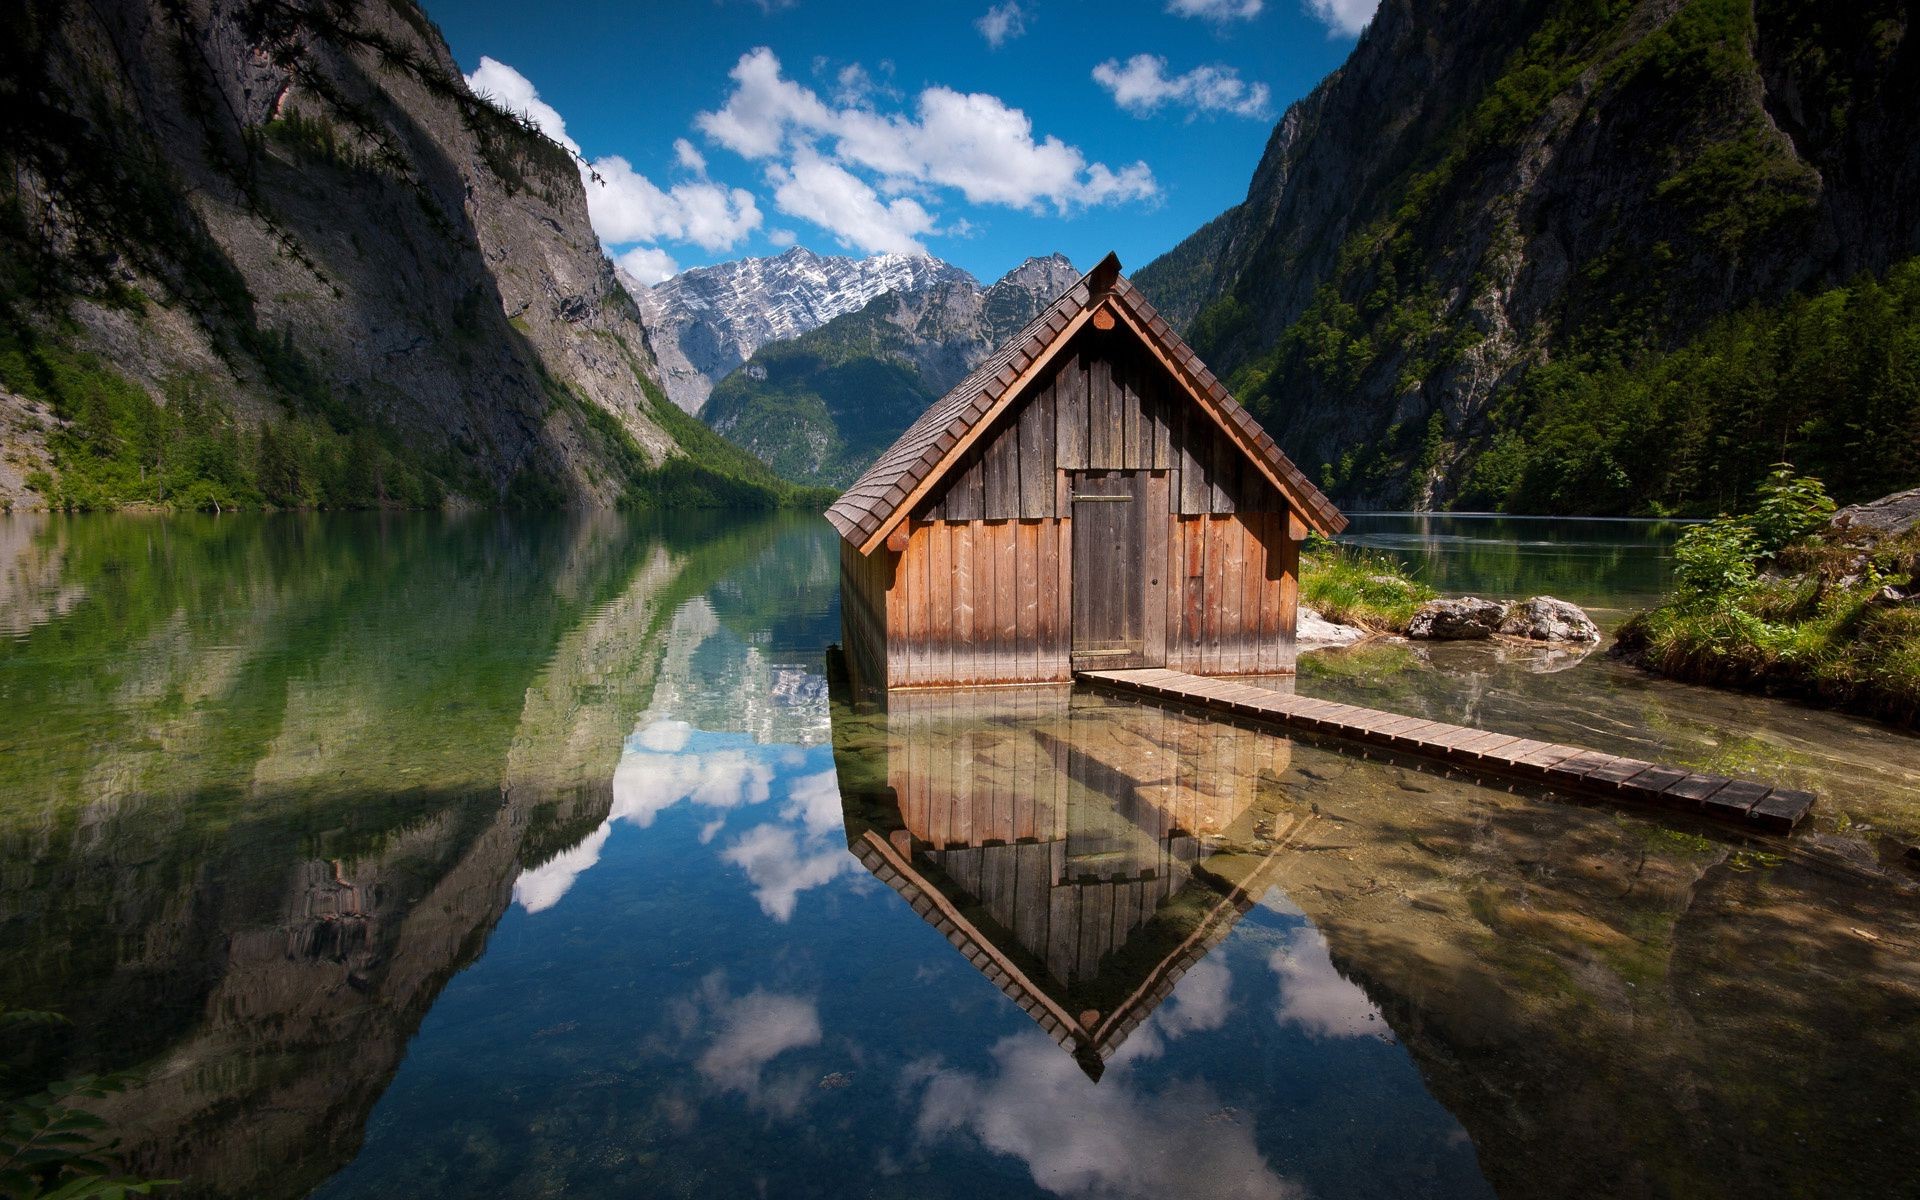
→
(1300, 538, 1436, 632)
(1458, 260, 1920, 515)
(1164, 0, 1911, 515)
(1, 328, 443, 511)
(701, 296, 945, 489)
(1615, 470, 1920, 727)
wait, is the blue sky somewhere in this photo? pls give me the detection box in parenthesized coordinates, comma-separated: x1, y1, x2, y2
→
(427, 1, 1377, 284)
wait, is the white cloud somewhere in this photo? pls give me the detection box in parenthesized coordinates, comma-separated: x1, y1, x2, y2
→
(1166, 0, 1263, 20)
(1268, 926, 1391, 1041)
(1093, 55, 1272, 120)
(696, 47, 836, 159)
(465, 58, 761, 273)
(673, 137, 707, 173)
(616, 246, 679, 285)
(465, 55, 580, 155)
(976, 2, 1028, 48)
(1305, 0, 1378, 36)
(766, 150, 938, 254)
(695, 47, 1156, 248)
(589, 156, 763, 251)
(767, 228, 798, 247)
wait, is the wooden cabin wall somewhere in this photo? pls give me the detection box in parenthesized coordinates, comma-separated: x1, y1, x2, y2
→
(839, 538, 891, 699)
(872, 328, 1302, 687)
(1164, 510, 1300, 676)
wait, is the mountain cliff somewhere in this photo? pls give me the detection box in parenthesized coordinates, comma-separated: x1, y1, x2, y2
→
(0, 0, 791, 511)
(633, 247, 976, 414)
(1135, 0, 1920, 515)
(699, 254, 1081, 487)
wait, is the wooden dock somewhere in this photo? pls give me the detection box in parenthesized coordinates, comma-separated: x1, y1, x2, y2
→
(1076, 668, 1817, 833)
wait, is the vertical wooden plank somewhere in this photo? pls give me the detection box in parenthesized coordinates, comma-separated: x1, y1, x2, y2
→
(1019, 385, 1055, 519)
(998, 519, 1018, 678)
(1088, 356, 1118, 469)
(1250, 512, 1274, 675)
(1055, 351, 1088, 471)
(950, 455, 984, 521)
(952, 522, 976, 684)
(1279, 507, 1301, 668)
(1179, 403, 1210, 514)
(902, 526, 926, 685)
(1229, 518, 1252, 673)
(1150, 369, 1173, 471)
(884, 544, 906, 687)
(1018, 520, 1041, 683)
(1038, 515, 1061, 678)
(920, 529, 940, 685)
(929, 521, 953, 685)
(983, 425, 1018, 519)
(1164, 514, 1183, 670)
(1121, 355, 1144, 468)
(1204, 517, 1227, 674)
(1144, 474, 1169, 667)
(1211, 426, 1239, 514)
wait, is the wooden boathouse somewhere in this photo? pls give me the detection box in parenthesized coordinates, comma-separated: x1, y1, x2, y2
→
(828, 253, 1346, 691)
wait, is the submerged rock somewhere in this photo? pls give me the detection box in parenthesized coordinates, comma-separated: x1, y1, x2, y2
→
(1407, 597, 1508, 640)
(1499, 596, 1601, 643)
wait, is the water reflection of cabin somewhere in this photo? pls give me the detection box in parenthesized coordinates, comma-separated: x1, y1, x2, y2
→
(833, 687, 1310, 1078)
(827, 252, 1347, 691)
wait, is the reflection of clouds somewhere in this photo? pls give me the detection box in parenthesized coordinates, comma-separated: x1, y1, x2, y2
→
(636, 719, 692, 752)
(515, 720, 847, 918)
(611, 729, 772, 826)
(1157, 957, 1233, 1036)
(1112, 958, 1234, 1066)
(512, 825, 612, 914)
(1268, 926, 1390, 1041)
(912, 1032, 1298, 1200)
(721, 822, 860, 921)
(782, 768, 844, 835)
(674, 973, 823, 1118)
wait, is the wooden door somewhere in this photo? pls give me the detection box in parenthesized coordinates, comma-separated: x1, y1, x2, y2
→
(1070, 470, 1150, 667)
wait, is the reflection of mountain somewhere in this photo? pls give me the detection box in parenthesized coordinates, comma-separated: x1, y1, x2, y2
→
(832, 684, 1310, 1077)
(0, 512, 806, 1198)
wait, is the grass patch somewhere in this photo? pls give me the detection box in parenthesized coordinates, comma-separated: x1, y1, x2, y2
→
(1615, 472, 1920, 728)
(1300, 541, 1436, 632)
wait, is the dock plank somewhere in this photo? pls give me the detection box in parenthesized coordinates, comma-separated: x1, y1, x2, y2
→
(1077, 669, 1814, 833)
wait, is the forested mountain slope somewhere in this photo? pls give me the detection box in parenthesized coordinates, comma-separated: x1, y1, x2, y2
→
(1134, 0, 1920, 515)
(0, 0, 790, 511)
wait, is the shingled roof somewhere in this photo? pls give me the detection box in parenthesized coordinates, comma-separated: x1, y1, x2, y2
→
(824, 252, 1347, 552)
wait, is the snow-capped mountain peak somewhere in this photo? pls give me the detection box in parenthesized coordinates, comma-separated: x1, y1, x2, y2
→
(628, 247, 977, 413)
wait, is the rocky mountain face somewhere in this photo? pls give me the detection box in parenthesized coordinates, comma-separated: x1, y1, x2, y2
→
(0, 0, 786, 511)
(1134, 0, 1920, 515)
(633, 248, 976, 414)
(698, 254, 1081, 487)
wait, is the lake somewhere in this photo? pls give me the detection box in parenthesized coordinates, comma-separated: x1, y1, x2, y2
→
(2, 511, 1916, 1199)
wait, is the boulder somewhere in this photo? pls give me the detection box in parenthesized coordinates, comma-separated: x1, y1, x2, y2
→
(1407, 597, 1508, 640)
(1498, 596, 1602, 643)
(1298, 605, 1367, 647)
(1830, 487, 1920, 537)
